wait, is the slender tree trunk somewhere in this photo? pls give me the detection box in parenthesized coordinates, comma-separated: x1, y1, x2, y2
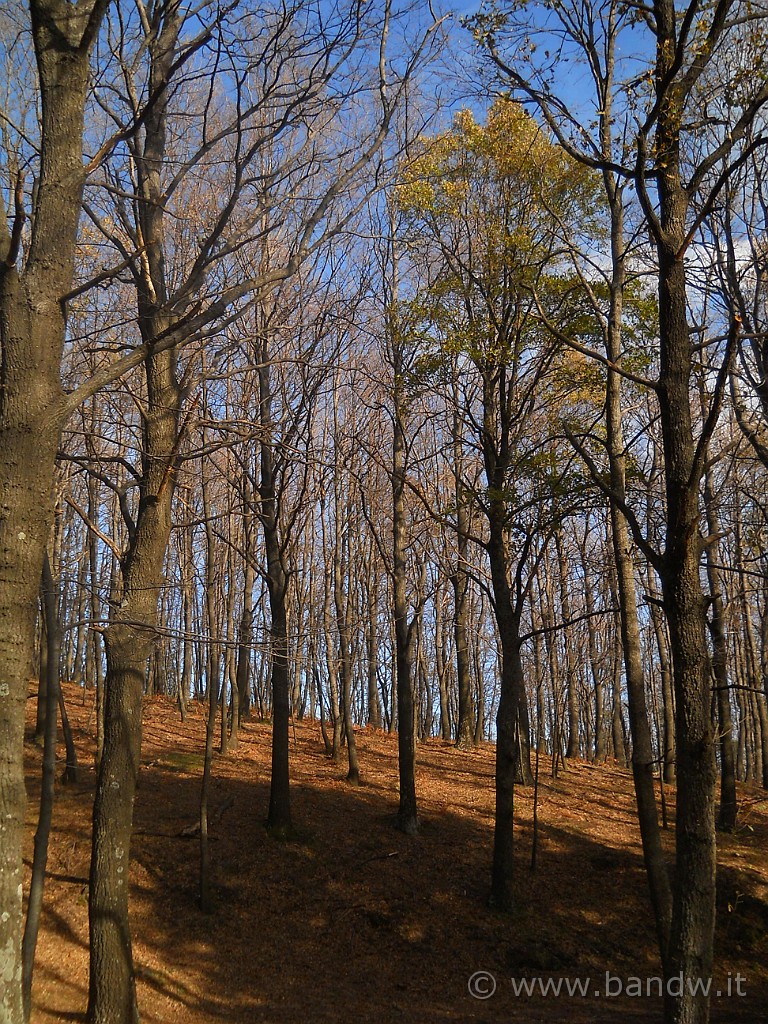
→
(582, 536, 607, 762)
(435, 591, 452, 741)
(602, 183, 672, 965)
(257, 350, 292, 835)
(451, 385, 475, 749)
(332, 444, 360, 783)
(555, 532, 581, 760)
(366, 573, 382, 729)
(392, 371, 418, 835)
(22, 554, 60, 1022)
(334, 532, 360, 784)
(647, 568, 676, 783)
(702, 465, 737, 831)
(200, 457, 220, 912)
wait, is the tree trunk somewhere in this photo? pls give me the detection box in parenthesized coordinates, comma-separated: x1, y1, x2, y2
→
(602, 182, 672, 965)
(366, 574, 382, 729)
(555, 532, 581, 760)
(256, 349, 293, 835)
(653, 66, 717, 1010)
(392, 373, 418, 835)
(702, 464, 737, 831)
(200, 460, 220, 911)
(333, 471, 360, 783)
(22, 553, 60, 1022)
(451, 387, 475, 749)
(234, 495, 256, 731)
(0, 8, 105, 1020)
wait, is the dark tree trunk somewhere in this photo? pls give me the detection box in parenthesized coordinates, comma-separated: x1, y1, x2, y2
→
(451, 388, 475, 749)
(702, 465, 737, 832)
(392, 375, 418, 835)
(89, 11, 185, 1017)
(487, 495, 534, 910)
(652, 60, 717, 1010)
(333, 476, 360, 783)
(257, 351, 293, 835)
(556, 532, 581, 760)
(434, 592, 452, 741)
(452, 566, 475, 749)
(22, 553, 60, 1021)
(365, 575, 382, 729)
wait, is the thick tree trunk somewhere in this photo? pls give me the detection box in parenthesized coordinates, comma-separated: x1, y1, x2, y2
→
(0, 8, 104, 1019)
(655, 190, 717, 1024)
(89, 344, 181, 1024)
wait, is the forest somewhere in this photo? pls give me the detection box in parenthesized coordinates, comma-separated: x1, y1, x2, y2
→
(1, 1, 768, 1023)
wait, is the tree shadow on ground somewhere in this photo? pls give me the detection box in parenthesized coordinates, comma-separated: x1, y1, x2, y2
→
(27, 702, 768, 1024)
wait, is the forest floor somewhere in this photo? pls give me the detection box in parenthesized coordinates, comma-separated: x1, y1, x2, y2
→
(24, 684, 768, 1024)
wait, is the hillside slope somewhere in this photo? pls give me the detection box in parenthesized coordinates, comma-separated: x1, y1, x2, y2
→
(24, 685, 768, 1023)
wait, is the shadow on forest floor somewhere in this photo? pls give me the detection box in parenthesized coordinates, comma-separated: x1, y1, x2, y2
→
(24, 687, 768, 1024)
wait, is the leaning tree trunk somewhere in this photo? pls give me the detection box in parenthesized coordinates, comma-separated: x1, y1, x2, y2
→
(87, 9, 187, 1018)
(88, 345, 182, 1024)
(601, 179, 673, 966)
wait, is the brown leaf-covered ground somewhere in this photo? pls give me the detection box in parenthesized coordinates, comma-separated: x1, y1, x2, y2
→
(24, 684, 768, 1023)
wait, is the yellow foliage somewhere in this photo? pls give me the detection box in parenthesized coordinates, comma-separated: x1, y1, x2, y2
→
(397, 98, 599, 246)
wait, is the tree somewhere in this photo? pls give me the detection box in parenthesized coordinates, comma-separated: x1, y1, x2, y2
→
(399, 99, 598, 905)
(0, 4, 109, 1020)
(474, 1, 768, 1017)
(75, 0, 445, 1015)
